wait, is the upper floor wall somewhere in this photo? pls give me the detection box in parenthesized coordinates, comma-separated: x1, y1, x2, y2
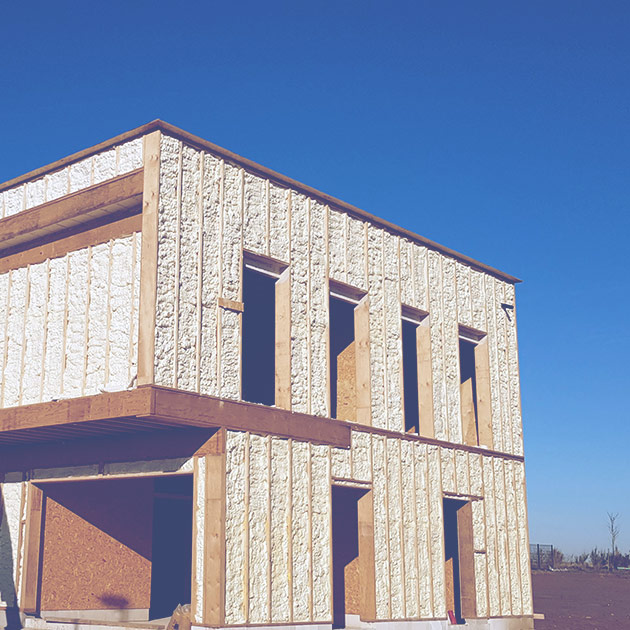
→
(0, 138, 144, 410)
(152, 132, 524, 456)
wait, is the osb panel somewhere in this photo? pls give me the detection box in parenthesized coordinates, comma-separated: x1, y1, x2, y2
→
(344, 556, 360, 615)
(40, 478, 153, 611)
(337, 342, 356, 422)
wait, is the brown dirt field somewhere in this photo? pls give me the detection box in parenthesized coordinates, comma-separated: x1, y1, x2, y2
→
(533, 570, 630, 629)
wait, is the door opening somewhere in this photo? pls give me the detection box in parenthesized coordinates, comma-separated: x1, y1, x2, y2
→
(149, 476, 194, 619)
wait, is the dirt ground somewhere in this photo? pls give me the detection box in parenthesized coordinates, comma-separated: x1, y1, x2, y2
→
(532, 570, 630, 629)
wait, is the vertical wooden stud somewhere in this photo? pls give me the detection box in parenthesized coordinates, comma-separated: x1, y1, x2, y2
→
(137, 130, 161, 386)
(354, 296, 371, 426)
(357, 489, 376, 621)
(475, 338, 493, 449)
(461, 379, 478, 447)
(203, 429, 227, 626)
(275, 268, 292, 410)
(458, 502, 477, 619)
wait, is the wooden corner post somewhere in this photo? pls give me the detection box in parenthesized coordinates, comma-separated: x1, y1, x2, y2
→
(137, 130, 161, 386)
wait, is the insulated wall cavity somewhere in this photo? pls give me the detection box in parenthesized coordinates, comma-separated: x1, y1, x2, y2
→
(0, 234, 140, 408)
(223, 432, 331, 626)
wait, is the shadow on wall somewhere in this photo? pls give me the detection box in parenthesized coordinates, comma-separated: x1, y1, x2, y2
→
(0, 487, 21, 630)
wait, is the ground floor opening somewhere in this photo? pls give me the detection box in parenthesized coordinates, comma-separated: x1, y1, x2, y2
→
(30, 474, 193, 623)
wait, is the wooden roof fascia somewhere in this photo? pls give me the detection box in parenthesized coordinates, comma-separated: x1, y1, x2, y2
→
(1, 120, 521, 284)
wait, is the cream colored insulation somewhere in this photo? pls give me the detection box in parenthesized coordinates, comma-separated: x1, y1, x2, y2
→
(152, 134, 525, 460)
(0, 138, 142, 217)
(146, 134, 533, 622)
(0, 234, 140, 408)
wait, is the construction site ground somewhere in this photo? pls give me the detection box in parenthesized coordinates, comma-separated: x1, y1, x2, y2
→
(532, 569, 630, 629)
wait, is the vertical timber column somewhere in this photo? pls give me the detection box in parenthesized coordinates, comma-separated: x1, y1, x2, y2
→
(137, 130, 161, 386)
(197, 430, 227, 626)
(354, 297, 371, 426)
(21, 484, 44, 614)
(357, 490, 376, 621)
(458, 501, 477, 619)
(474, 339, 493, 449)
(275, 268, 291, 410)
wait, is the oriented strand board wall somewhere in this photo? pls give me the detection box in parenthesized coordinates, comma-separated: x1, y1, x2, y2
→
(223, 429, 532, 623)
(152, 135, 524, 457)
(39, 478, 153, 612)
(0, 232, 141, 408)
(0, 139, 143, 218)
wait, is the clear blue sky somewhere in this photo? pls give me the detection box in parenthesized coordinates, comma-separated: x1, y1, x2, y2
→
(2, 1, 629, 555)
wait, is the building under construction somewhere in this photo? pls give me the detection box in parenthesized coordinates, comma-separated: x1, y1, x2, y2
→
(0, 122, 533, 630)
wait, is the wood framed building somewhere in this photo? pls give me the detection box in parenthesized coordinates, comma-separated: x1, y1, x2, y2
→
(0, 121, 533, 630)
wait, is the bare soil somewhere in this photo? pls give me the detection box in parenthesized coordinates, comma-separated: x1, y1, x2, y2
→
(533, 569, 630, 629)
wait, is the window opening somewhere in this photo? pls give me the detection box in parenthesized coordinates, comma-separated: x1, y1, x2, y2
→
(402, 319, 420, 432)
(149, 476, 194, 619)
(401, 307, 431, 435)
(459, 336, 478, 444)
(443, 498, 464, 624)
(242, 264, 278, 406)
(330, 294, 357, 420)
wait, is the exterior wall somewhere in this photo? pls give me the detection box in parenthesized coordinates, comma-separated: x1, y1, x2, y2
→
(222, 430, 532, 624)
(0, 138, 143, 218)
(0, 232, 141, 408)
(152, 134, 524, 457)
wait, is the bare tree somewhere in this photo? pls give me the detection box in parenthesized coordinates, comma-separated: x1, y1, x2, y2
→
(607, 512, 620, 571)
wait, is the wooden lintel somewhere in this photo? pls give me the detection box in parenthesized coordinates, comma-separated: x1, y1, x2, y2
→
(0, 170, 143, 252)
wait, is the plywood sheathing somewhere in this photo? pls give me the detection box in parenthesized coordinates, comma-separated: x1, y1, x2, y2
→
(39, 478, 153, 612)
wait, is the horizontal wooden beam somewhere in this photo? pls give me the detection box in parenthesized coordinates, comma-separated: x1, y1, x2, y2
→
(0, 213, 141, 273)
(147, 386, 350, 447)
(0, 385, 524, 462)
(0, 385, 351, 449)
(0, 169, 143, 253)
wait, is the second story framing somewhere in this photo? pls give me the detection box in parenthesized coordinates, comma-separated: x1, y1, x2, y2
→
(0, 121, 524, 458)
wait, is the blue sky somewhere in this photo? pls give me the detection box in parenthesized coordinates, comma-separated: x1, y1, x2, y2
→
(2, 1, 629, 555)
